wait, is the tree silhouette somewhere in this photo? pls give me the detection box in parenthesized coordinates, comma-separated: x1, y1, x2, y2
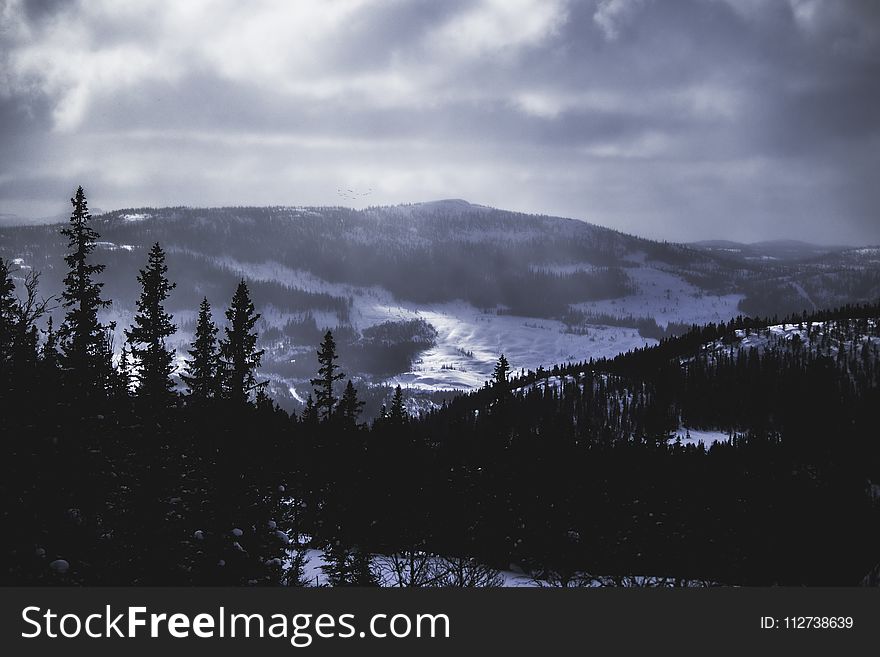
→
(389, 384, 407, 424)
(311, 330, 344, 422)
(116, 344, 132, 399)
(338, 379, 365, 427)
(0, 259, 44, 397)
(57, 186, 112, 395)
(321, 542, 378, 587)
(125, 243, 177, 405)
(0, 259, 17, 374)
(41, 316, 59, 373)
(302, 393, 318, 425)
(493, 353, 510, 389)
(182, 297, 220, 402)
(219, 280, 264, 405)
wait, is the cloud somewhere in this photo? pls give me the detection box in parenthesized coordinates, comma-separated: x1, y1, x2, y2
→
(593, 0, 648, 41)
(0, 0, 878, 244)
(429, 0, 567, 56)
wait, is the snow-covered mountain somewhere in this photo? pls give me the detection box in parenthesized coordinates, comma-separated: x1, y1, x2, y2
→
(2, 200, 879, 411)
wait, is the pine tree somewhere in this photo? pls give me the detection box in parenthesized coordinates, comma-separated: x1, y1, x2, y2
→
(219, 280, 264, 405)
(389, 384, 407, 424)
(255, 384, 273, 411)
(321, 542, 378, 586)
(41, 316, 59, 373)
(182, 297, 220, 402)
(493, 353, 510, 390)
(311, 330, 344, 422)
(0, 266, 41, 395)
(58, 186, 112, 394)
(302, 394, 318, 425)
(338, 380, 364, 427)
(117, 344, 132, 398)
(125, 243, 177, 404)
(0, 258, 17, 374)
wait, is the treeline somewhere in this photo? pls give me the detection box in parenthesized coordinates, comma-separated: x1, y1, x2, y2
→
(412, 308, 880, 585)
(561, 309, 692, 340)
(2, 189, 879, 587)
(0, 189, 490, 586)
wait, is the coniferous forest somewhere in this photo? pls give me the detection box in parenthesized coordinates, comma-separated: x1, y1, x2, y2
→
(2, 188, 879, 587)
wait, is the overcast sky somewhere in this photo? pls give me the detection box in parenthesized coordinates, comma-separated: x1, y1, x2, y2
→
(1, 0, 878, 244)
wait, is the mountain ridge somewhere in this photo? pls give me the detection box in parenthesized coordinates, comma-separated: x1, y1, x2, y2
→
(2, 199, 879, 412)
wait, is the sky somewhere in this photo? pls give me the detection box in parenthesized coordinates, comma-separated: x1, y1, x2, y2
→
(0, 0, 878, 245)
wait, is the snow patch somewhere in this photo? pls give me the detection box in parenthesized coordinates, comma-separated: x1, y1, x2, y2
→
(121, 213, 151, 222)
(672, 428, 730, 447)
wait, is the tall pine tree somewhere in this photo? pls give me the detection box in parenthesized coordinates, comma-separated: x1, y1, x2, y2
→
(58, 186, 112, 395)
(182, 297, 220, 402)
(311, 330, 344, 422)
(125, 243, 177, 404)
(219, 280, 264, 405)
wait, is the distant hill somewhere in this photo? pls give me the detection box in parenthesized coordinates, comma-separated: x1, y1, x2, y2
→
(689, 238, 851, 262)
(2, 200, 879, 411)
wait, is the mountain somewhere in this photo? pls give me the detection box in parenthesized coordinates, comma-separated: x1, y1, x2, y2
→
(2, 200, 879, 411)
(5, 226, 880, 585)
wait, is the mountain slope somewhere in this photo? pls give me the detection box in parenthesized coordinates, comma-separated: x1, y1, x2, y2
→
(2, 200, 879, 410)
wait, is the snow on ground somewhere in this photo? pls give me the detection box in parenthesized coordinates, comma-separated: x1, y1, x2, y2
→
(292, 548, 711, 587)
(529, 263, 602, 275)
(212, 257, 367, 302)
(209, 256, 658, 392)
(576, 264, 743, 329)
(95, 241, 135, 251)
(701, 319, 880, 359)
(672, 428, 731, 448)
(121, 213, 152, 222)
(385, 305, 650, 391)
(102, 255, 754, 394)
(298, 548, 538, 587)
(301, 549, 329, 587)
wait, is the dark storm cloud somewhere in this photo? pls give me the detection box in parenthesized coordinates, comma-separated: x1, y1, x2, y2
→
(0, 0, 878, 243)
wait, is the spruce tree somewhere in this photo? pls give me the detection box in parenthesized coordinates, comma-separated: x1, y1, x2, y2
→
(219, 280, 264, 405)
(182, 297, 220, 402)
(389, 384, 407, 424)
(338, 379, 364, 427)
(493, 353, 510, 389)
(58, 186, 112, 394)
(125, 243, 177, 404)
(311, 330, 344, 422)
(41, 316, 59, 373)
(116, 345, 132, 398)
(321, 542, 378, 587)
(302, 394, 318, 425)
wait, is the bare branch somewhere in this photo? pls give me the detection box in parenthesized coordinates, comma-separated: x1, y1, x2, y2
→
(14, 269, 57, 328)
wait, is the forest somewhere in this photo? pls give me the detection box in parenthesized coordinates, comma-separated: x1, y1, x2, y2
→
(2, 189, 879, 587)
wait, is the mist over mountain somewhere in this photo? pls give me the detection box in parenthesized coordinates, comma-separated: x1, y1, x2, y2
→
(3, 200, 879, 413)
